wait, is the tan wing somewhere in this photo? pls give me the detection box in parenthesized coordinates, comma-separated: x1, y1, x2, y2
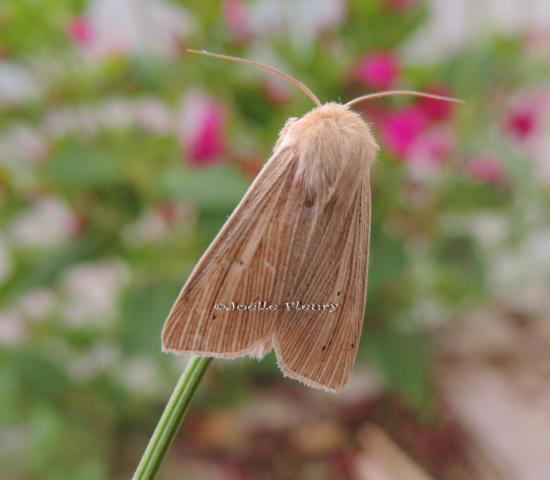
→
(274, 181, 371, 392)
(162, 146, 299, 357)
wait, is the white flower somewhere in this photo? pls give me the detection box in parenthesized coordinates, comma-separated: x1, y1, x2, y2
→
(404, 0, 550, 61)
(16, 289, 57, 323)
(61, 260, 129, 328)
(0, 62, 39, 106)
(8, 197, 75, 248)
(135, 98, 172, 133)
(42, 108, 84, 138)
(409, 297, 452, 328)
(42, 97, 173, 138)
(117, 356, 161, 396)
(68, 343, 120, 380)
(97, 98, 138, 130)
(490, 228, 550, 313)
(0, 288, 56, 346)
(0, 124, 47, 166)
(248, 0, 346, 53)
(0, 309, 26, 346)
(467, 213, 509, 250)
(0, 236, 12, 283)
(122, 209, 168, 245)
(85, 0, 195, 60)
(531, 123, 550, 188)
(525, 229, 550, 266)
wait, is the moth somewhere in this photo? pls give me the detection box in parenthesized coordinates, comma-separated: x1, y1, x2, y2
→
(163, 51, 460, 392)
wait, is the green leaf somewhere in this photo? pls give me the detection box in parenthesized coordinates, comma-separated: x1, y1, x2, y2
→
(0, 235, 102, 304)
(118, 279, 181, 355)
(366, 328, 432, 411)
(434, 235, 487, 303)
(367, 228, 408, 300)
(43, 144, 123, 188)
(2, 349, 70, 401)
(158, 164, 248, 212)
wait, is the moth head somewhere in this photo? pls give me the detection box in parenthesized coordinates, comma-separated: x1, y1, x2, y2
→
(279, 102, 378, 152)
(281, 102, 380, 171)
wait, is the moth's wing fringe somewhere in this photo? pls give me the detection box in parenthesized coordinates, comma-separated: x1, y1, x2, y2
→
(162, 340, 270, 361)
(273, 346, 340, 393)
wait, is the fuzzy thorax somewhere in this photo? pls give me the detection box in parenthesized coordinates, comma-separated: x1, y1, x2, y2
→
(276, 103, 378, 204)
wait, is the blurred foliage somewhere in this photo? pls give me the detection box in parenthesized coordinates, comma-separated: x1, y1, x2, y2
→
(1, 0, 549, 478)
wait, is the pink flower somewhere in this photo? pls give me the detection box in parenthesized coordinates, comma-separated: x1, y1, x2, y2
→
(67, 16, 94, 46)
(505, 106, 536, 141)
(223, 0, 250, 41)
(384, 0, 420, 10)
(187, 101, 226, 166)
(383, 0, 421, 10)
(355, 52, 399, 90)
(381, 106, 427, 157)
(179, 92, 228, 166)
(407, 125, 455, 169)
(465, 154, 506, 184)
(417, 85, 455, 122)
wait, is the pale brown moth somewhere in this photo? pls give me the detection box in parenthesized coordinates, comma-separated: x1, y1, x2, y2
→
(162, 50, 461, 392)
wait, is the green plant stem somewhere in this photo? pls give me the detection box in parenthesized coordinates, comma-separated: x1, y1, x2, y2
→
(133, 355, 212, 480)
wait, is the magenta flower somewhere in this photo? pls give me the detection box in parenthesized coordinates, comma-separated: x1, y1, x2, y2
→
(384, 0, 420, 10)
(418, 85, 455, 122)
(67, 16, 94, 46)
(223, 0, 250, 41)
(465, 154, 505, 184)
(381, 106, 427, 157)
(187, 101, 226, 166)
(355, 52, 399, 90)
(506, 106, 537, 141)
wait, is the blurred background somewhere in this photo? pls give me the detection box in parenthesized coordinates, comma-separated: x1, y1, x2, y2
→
(1, 0, 550, 479)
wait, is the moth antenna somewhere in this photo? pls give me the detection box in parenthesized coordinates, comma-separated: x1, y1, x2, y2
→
(187, 49, 322, 107)
(345, 89, 464, 107)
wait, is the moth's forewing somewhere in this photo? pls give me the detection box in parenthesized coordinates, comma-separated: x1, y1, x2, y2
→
(162, 148, 296, 357)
